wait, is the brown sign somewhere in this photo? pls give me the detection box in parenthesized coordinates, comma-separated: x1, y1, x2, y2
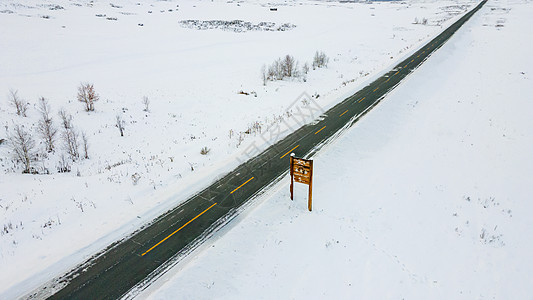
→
(290, 155, 313, 211)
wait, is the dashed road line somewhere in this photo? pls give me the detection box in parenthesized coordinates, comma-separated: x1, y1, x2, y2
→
(141, 202, 218, 256)
(339, 110, 348, 117)
(280, 145, 299, 159)
(315, 126, 326, 135)
(230, 177, 254, 194)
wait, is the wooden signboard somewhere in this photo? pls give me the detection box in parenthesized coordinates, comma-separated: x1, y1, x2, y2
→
(290, 155, 313, 211)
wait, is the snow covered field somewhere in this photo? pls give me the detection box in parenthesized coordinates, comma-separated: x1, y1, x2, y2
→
(142, 0, 533, 299)
(0, 0, 485, 298)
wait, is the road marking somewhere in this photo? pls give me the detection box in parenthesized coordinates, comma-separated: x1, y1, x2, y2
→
(410, 59, 414, 63)
(373, 87, 379, 92)
(404, 64, 408, 68)
(315, 126, 326, 135)
(339, 110, 348, 117)
(280, 145, 299, 159)
(230, 177, 254, 194)
(417, 55, 420, 58)
(358, 97, 366, 103)
(395, 71, 399, 75)
(422, 51, 425, 54)
(386, 78, 390, 82)
(141, 202, 218, 256)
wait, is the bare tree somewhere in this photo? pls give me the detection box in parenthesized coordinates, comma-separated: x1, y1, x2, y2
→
(58, 109, 79, 159)
(142, 96, 150, 112)
(302, 62, 310, 75)
(81, 131, 89, 159)
(62, 127, 79, 160)
(268, 58, 283, 81)
(301, 62, 310, 82)
(116, 114, 125, 137)
(77, 83, 99, 112)
(9, 124, 35, 173)
(261, 64, 268, 86)
(267, 63, 276, 81)
(57, 154, 71, 173)
(59, 109, 79, 160)
(312, 50, 329, 69)
(37, 97, 57, 153)
(9, 90, 29, 117)
(274, 58, 284, 80)
(58, 108, 72, 130)
(282, 54, 298, 78)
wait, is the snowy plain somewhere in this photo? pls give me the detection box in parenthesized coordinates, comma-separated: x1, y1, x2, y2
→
(142, 0, 533, 299)
(0, 0, 505, 298)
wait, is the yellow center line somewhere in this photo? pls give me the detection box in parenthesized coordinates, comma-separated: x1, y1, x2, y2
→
(358, 97, 365, 103)
(373, 87, 379, 92)
(280, 145, 299, 159)
(410, 59, 414, 63)
(386, 78, 390, 82)
(141, 202, 218, 257)
(230, 176, 254, 194)
(404, 64, 408, 68)
(339, 109, 348, 117)
(417, 55, 420, 58)
(315, 126, 326, 135)
(395, 71, 399, 75)
(422, 51, 425, 54)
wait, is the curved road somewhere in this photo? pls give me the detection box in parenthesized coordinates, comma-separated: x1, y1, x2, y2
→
(35, 1, 487, 298)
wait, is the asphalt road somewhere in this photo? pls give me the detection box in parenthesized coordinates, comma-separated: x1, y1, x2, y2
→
(41, 1, 487, 299)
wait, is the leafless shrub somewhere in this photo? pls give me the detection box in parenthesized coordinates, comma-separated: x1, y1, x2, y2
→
(264, 54, 301, 83)
(312, 50, 329, 69)
(116, 114, 125, 136)
(413, 17, 428, 25)
(81, 131, 89, 159)
(142, 96, 150, 112)
(9, 124, 36, 173)
(200, 146, 210, 155)
(77, 83, 99, 112)
(37, 97, 57, 153)
(9, 90, 29, 117)
(131, 173, 141, 185)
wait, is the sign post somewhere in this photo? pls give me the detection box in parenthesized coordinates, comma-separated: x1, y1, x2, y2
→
(289, 154, 313, 211)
